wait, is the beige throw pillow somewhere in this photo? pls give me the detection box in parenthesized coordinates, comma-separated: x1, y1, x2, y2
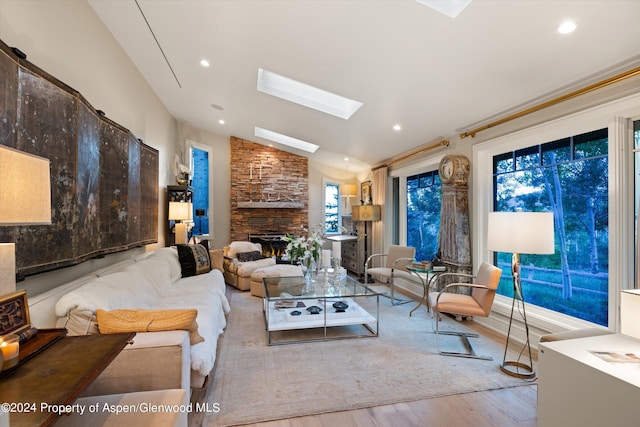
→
(96, 308, 204, 345)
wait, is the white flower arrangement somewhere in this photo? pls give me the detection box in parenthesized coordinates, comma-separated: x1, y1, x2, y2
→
(284, 226, 322, 268)
(283, 224, 345, 268)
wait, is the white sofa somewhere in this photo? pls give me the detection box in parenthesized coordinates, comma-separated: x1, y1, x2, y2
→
(28, 246, 230, 395)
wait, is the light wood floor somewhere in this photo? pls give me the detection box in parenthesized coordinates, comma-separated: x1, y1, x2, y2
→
(240, 384, 537, 427)
(191, 383, 537, 427)
(191, 287, 539, 427)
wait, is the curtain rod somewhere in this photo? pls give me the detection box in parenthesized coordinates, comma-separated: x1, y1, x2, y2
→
(460, 66, 640, 139)
(372, 139, 449, 171)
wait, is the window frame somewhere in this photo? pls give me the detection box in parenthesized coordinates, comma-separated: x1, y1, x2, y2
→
(323, 181, 341, 234)
(472, 93, 640, 335)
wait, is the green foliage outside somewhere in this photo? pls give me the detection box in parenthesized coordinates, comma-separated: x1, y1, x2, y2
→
(494, 129, 609, 326)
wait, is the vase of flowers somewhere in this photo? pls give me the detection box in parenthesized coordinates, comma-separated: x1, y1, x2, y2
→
(284, 224, 328, 284)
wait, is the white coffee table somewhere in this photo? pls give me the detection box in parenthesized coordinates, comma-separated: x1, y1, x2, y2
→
(262, 275, 379, 345)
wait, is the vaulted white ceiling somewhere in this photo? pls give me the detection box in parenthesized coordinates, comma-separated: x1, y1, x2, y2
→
(88, 0, 640, 172)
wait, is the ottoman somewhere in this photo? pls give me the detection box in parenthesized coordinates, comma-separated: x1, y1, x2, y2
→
(250, 264, 304, 297)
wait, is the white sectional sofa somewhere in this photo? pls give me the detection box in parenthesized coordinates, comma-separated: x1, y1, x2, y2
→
(28, 246, 230, 395)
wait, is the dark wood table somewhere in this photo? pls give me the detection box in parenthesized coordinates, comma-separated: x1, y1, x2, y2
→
(0, 332, 135, 426)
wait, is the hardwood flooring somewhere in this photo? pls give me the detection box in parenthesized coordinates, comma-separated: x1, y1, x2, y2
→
(240, 384, 537, 427)
(191, 286, 539, 427)
(191, 384, 537, 427)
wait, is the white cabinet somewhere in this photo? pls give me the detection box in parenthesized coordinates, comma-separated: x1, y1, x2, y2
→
(538, 334, 640, 427)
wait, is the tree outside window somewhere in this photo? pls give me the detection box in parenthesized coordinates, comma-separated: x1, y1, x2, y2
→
(493, 128, 609, 326)
(407, 171, 441, 262)
(325, 183, 340, 233)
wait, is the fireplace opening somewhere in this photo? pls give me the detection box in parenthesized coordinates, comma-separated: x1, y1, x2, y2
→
(249, 234, 289, 263)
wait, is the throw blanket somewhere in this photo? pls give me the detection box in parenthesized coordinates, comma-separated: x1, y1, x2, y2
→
(55, 248, 230, 377)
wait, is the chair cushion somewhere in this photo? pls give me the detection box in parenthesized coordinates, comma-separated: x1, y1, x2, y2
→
(235, 257, 276, 277)
(429, 292, 489, 317)
(367, 268, 414, 282)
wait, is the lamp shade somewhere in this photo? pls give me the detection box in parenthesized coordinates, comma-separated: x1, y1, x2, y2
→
(0, 146, 52, 225)
(352, 205, 381, 222)
(168, 201, 193, 221)
(339, 184, 356, 198)
(487, 211, 554, 254)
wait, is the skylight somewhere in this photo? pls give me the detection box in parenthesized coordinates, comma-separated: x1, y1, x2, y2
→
(416, 0, 472, 18)
(254, 127, 319, 153)
(257, 68, 363, 120)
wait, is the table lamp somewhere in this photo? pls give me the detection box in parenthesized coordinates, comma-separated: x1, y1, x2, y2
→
(169, 201, 193, 245)
(0, 146, 52, 295)
(487, 211, 554, 379)
(339, 184, 356, 215)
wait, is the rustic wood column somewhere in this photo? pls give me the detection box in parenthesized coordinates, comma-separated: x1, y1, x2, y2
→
(437, 154, 472, 290)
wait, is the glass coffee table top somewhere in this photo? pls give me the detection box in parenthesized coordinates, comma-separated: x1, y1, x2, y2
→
(263, 274, 377, 300)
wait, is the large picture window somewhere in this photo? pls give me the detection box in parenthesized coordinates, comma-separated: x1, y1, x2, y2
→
(407, 170, 442, 262)
(493, 128, 609, 326)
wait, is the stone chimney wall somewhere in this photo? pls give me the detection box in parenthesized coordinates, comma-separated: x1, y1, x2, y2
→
(230, 136, 309, 241)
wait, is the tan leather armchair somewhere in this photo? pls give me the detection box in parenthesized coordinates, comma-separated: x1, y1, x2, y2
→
(364, 245, 416, 305)
(428, 262, 502, 360)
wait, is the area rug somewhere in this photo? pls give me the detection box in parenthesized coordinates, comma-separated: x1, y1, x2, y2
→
(203, 290, 531, 426)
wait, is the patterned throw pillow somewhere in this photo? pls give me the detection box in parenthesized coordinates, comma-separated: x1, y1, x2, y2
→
(236, 251, 265, 262)
(177, 244, 211, 277)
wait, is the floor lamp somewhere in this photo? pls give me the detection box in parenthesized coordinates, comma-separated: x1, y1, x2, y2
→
(487, 211, 554, 379)
(352, 205, 381, 283)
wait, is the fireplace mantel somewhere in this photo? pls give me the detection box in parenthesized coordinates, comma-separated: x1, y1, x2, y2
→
(237, 201, 304, 209)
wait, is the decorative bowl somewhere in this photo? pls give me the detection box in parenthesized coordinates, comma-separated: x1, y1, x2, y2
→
(306, 306, 323, 315)
(333, 301, 349, 312)
(290, 310, 301, 316)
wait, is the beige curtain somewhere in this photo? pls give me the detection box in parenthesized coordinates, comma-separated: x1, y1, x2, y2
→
(372, 167, 387, 267)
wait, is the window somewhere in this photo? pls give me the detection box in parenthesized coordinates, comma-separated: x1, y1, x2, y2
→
(186, 141, 212, 237)
(190, 147, 209, 236)
(325, 183, 340, 233)
(407, 170, 442, 262)
(493, 128, 609, 326)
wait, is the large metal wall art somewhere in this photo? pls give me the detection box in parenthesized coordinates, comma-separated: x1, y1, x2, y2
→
(0, 40, 158, 276)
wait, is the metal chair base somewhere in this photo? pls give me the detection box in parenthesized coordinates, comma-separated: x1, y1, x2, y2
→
(431, 330, 493, 361)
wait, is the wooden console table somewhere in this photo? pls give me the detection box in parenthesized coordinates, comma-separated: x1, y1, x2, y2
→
(0, 332, 135, 426)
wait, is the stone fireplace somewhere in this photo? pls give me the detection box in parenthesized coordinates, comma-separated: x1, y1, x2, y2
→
(230, 136, 309, 241)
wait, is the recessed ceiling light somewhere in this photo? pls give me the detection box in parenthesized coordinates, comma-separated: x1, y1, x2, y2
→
(344, 157, 350, 161)
(415, 0, 472, 18)
(200, 59, 210, 67)
(257, 68, 363, 120)
(393, 124, 402, 131)
(558, 20, 576, 34)
(218, 119, 225, 125)
(254, 127, 319, 153)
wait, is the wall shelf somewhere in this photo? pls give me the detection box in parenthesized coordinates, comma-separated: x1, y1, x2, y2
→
(237, 201, 304, 209)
